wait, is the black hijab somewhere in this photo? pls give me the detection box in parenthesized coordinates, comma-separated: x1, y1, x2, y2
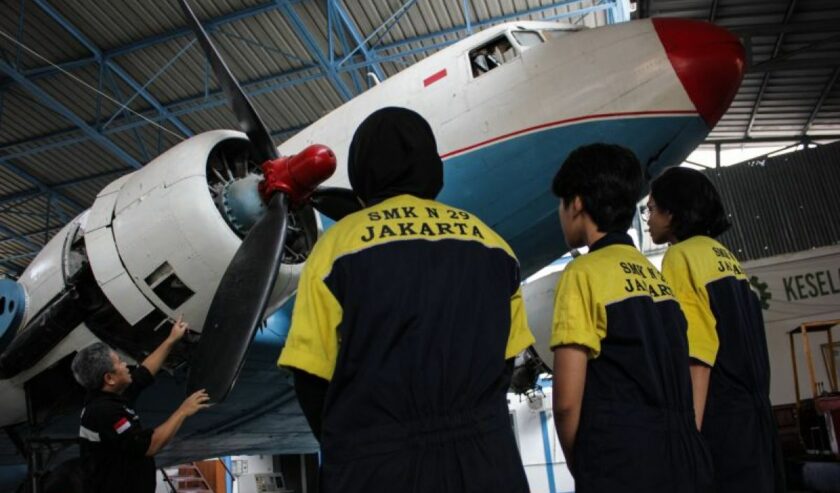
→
(348, 107, 443, 206)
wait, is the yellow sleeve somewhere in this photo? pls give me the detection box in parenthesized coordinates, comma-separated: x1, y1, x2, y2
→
(506, 287, 536, 359)
(662, 250, 719, 366)
(549, 265, 603, 357)
(277, 259, 343, 381)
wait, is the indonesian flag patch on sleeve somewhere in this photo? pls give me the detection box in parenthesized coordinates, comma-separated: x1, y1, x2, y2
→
(114, 417, 132, 434)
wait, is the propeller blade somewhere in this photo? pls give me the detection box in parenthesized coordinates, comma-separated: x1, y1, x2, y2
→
(188, 193, 289, 403)
(178, 0, 278, 163)
(310, 187, 364, 221)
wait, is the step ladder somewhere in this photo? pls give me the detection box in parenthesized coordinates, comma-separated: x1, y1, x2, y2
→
(161, 462, 214, 493)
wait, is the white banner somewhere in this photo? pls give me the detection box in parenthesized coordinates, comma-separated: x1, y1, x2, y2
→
(743, 245, 840, 324)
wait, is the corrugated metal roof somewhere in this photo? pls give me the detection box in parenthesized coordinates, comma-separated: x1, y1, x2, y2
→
(642, 0, 840, 144)
(705, 140, 840, 261)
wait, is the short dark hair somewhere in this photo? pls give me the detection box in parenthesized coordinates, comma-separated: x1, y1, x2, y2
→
(650, 167, 731, 241)
(551, 143, 643, 232)
(71, 343, 115, 391)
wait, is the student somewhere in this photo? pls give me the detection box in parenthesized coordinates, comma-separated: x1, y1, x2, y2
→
(551, 144, 712, 493)
(278, 107, 534, 493)
(647, 167, 784, 493)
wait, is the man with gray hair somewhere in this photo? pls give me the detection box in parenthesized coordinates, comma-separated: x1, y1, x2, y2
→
(72, 317, 209, 493)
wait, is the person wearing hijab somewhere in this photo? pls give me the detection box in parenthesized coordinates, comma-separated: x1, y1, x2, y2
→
(646, 167, 784, 492)
(278, 107, 534, 493)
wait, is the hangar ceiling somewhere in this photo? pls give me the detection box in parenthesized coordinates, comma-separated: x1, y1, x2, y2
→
(640, 0, 840, 144)
(0, 0, 838, 276)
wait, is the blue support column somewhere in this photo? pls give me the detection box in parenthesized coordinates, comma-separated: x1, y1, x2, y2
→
(463, 0, 473, 34)
(14, 0, 26, 68)
(332, 0, 386, 83)
(224, 456, 233, 493)
(95, 63, 105, 125)
(33, 0, 194, 137)
(43, 194, 52, 244)
(276, 1, 354, 101)
(0, 59, 142, 169)
(332, 7, 364, 92)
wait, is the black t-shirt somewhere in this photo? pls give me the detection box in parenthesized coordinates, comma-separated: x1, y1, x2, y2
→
(79, 365, 155, 493)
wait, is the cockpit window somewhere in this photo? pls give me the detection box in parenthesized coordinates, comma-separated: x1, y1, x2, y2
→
(511, 30, 544, 48)
(542, 27, 582, 39)
(469, 36, 517, 78)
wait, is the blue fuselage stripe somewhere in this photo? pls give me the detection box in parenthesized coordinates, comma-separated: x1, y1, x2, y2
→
(438, 114, 709, 274)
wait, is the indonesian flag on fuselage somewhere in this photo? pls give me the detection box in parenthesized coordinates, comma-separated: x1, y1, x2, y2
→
(114, 417, 132, 434)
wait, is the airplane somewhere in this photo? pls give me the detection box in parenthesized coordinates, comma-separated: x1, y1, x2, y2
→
(0, 1, 745, 488)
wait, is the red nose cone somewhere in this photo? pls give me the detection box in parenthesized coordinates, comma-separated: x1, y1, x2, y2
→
(653, 18, 745, 128)
(260, 144, 337, 205)
(288, 144, 337, 192)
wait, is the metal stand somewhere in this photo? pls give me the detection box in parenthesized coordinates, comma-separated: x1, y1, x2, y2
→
(25, 386, 43, 493)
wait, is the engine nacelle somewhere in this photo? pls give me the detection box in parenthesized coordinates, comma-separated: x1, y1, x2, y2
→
(81, 130, 310, 336)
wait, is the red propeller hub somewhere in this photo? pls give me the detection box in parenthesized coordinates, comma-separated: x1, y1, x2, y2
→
(259, 144, 337, 205)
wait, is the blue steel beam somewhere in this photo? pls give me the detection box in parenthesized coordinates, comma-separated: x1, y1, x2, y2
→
(371, 0, 599, 54)
(331, 0, 386, 83)
(0, 57, 98, 92)
(33, 0, 193, 137)
(1, 252, 37, 262)
(332, 6, 364, 93)
(368, 0, 420, 49)
(0, 59, 141, 169)
(1, 0, 606, 160)
(0, 168, 128, 208)
(463, 0, 473, 34)
(107, 0, 304, 60)
(276, 1, 354, 101)
(0, 120, 304, 206)
(1, 160, 86, 212)
(3, 0, 591, 91)
(0, 223, 43, 253)
(0, 261, 23, 277)
(14, 0, 26, 68)
(0, 65, 323, 161)
(103, 67, 150, 162)
(0, 1, 304, 91)
(0, 225, 64, 248)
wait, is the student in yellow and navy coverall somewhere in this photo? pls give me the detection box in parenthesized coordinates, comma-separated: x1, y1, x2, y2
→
(277, 107, 535, 493)
(550, 144, 713, 493)
(647, 167, 785, 493)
